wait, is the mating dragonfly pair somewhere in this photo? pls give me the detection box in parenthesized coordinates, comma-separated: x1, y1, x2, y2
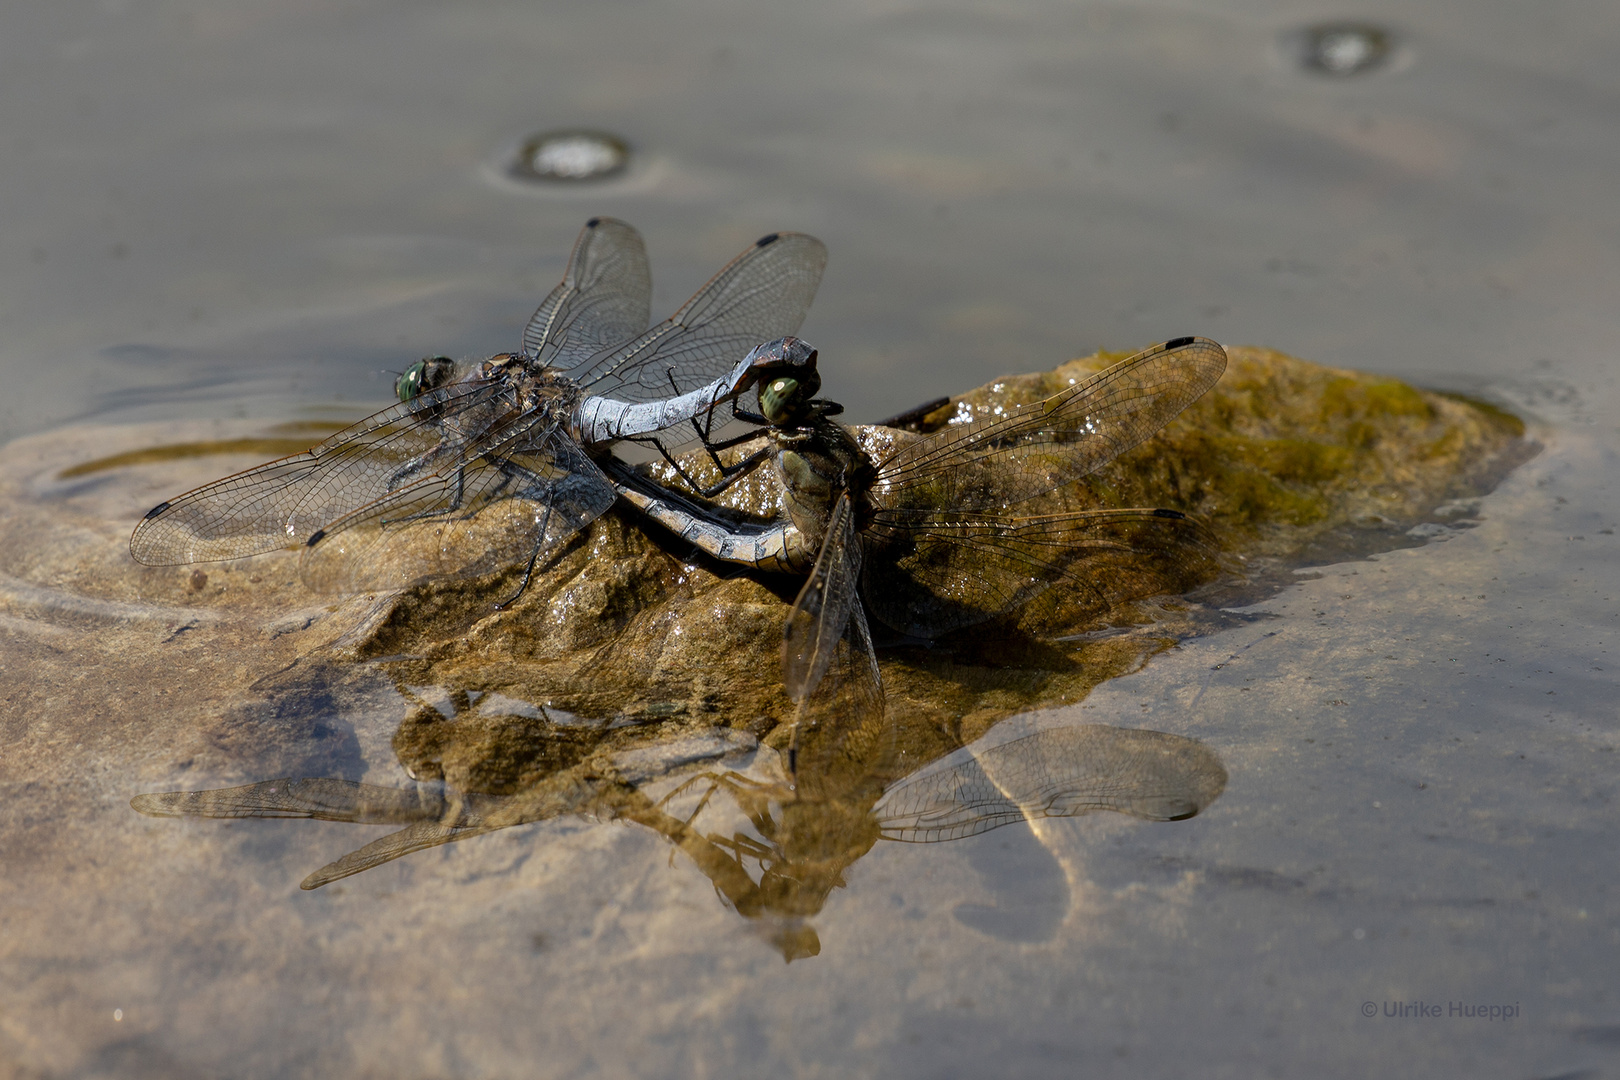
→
(130, 218, 1227, 739)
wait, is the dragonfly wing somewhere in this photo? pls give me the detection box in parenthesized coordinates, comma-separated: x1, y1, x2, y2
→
(972, 725, 1227, 824)
(874, 751, 1027, 843)
(523, 217, 653, 368)
(873, 337, 1226, 513)
(875, 725, 1225, 842)
(570, 231, 827, 403)
(782, 491, 865, 703)
(299, 427, 617, 593)
(782, 493, 889, 782)
(300, 819, 493, 890)
(131, 777, 438, 824)
(862, 506, 1220, 638)
(821, 597, 885, 730)
(128, 378, 510, 565)
(789, 595, 893, 787)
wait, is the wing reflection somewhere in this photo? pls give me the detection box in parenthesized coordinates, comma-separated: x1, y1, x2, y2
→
(133, 687, 1224, 961)
(876, 724, 1228, 842)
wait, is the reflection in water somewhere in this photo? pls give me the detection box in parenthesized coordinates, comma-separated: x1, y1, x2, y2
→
(134, 696, 1225, 961)
(510, 130, 631, 182)
(1287, 22, 1398, 77)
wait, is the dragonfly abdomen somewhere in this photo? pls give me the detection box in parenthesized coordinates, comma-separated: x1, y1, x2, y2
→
(611, 479, 815, 574)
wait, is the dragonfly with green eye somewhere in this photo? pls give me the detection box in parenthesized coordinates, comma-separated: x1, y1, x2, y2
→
(129, 218, 826, 599)
(611, 335, 1229, 764)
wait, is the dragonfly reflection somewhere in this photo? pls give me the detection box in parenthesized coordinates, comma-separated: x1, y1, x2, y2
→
(133, 710, 1225, 961)
(129, 218, 826, 597)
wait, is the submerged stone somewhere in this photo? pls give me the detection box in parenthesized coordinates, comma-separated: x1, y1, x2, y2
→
(21, 349, 1527, 746)
(6, 348, 1532, 763)
(0, 345, 1530, 953)
(327, 345, 1530, 753)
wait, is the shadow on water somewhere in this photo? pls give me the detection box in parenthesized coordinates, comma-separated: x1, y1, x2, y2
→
(133, 681, 1225, 962)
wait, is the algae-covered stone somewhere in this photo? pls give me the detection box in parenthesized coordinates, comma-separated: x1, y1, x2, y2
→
(0, 345, 1533, 958)
(929, 346, 1531, 565)
(4, 347, 1532, 769)
(337, 345, 1532, 754)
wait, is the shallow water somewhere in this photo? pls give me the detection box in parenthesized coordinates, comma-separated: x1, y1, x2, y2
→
(3, 1, 1619, 1077)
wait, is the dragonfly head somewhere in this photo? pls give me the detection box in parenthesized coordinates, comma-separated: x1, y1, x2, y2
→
(394, 357, 457, 403)
(758, 369, 822, 426)
(739, 337, 820, 422)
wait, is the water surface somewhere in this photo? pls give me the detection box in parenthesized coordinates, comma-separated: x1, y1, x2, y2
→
(2, 1, 1618, 1076)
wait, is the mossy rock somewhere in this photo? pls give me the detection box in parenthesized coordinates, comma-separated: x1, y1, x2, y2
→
(930, 346, 1530, 565)
(332, 345, 1533, 778)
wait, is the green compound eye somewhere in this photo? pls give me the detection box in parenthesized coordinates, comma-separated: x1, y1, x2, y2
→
(756, 366, 821, 426)
(395, 357, 455, 403)
(759, 377, 802, 425)
(394, 361, 429, 402)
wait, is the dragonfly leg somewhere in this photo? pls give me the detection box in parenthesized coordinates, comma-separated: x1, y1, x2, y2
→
(621, 434, 723, 494)
(493, 495, 557, 610)
(378, 464, 480, 529)
(655, 769, 783, 812)
(652, 771, 724, 813)
(622, 431, 775, 499)
(653, 768, 794, 851)
(711, 831, 776, 866)
(687, 444, 776, 499)
(384, 443, 458, 496)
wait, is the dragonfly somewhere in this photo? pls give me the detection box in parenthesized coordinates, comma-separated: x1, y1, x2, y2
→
(611, 335, 1229, 761)
(129, 218, 827, 597)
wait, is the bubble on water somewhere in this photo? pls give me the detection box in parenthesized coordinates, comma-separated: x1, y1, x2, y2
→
(1289, 22, 1397, 77)
(511, 130, 629, 182)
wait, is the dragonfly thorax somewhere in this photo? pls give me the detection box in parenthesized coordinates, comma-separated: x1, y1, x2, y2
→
(775, 414, 867, 544)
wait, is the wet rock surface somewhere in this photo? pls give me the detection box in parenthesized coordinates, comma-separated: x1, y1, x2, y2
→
(276, 346, 1532, 763)
(1, 347, 1532, 798)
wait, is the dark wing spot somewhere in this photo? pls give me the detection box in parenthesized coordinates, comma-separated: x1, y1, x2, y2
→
(306, 529, 326, 547)
(1164, 336, 1196, 350)
(586, 217, 601, 228)
(755, 233, 780, 247)
(143, 501, 172, 519)
(1153, 508, 1186, 519)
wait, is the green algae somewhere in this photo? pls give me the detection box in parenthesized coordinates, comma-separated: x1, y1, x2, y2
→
(938, 347, 1530, 564)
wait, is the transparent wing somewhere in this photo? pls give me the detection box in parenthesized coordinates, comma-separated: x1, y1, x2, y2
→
(128, 378, 512, 565)
(299, 431, 617, 593)
(131, 778, 440, 824)
(875, 724, 1227, 843)
(788, 596, 892, 788)
(874, 750, 1026, 843)
(300, 820, 491, 890)
(522, 217, 652, 368)
(783, 491, 866, 704)
(873, 337, 1226, 513)
(570, 232, 827, 402)
(862, 506, 1220, 638)
(782, 493, 890, 782)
